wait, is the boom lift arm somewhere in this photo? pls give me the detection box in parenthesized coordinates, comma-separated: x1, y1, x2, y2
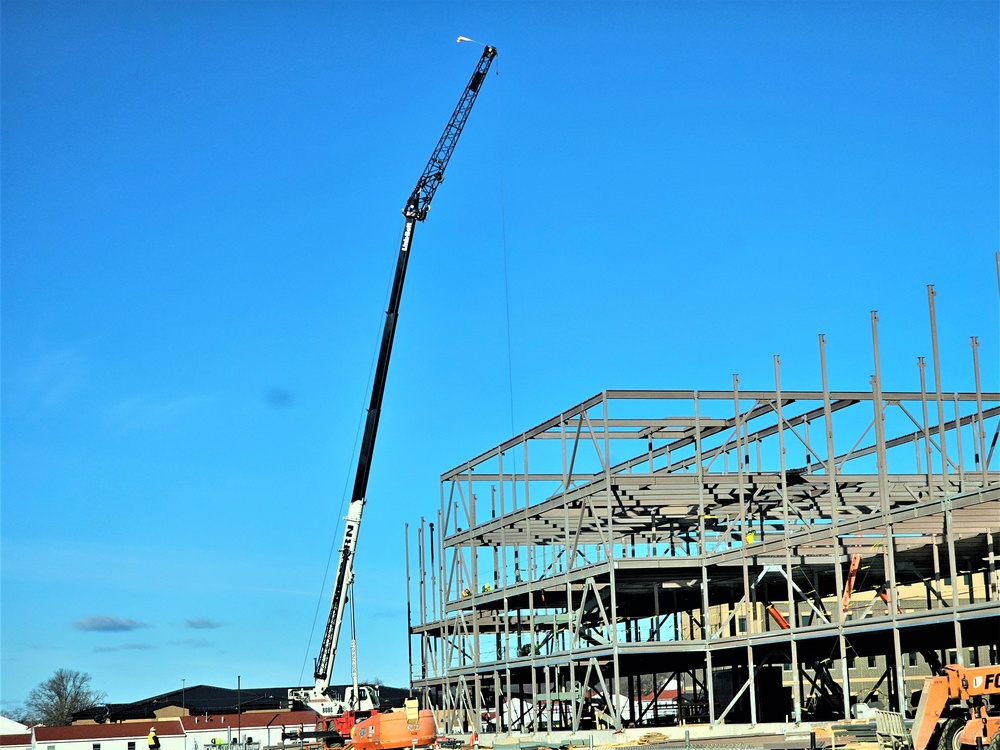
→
(291, 44, 498, 718)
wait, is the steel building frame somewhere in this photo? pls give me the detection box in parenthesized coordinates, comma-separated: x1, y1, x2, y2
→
(409, 310, 1000, 735)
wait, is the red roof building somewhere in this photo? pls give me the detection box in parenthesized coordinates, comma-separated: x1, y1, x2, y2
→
(2, 711, 319, 750)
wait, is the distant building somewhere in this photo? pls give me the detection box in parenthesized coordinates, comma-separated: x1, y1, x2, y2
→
(70, 686, 295, 724)
(22, 713, 314, 750)
(70, 685, 411, 726)
(0, 684, 412, 750)
(0, 717, 31, 750)
(34, 720, 186, 750)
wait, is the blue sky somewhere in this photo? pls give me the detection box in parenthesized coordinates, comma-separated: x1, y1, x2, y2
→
(2, 0, 997, 708)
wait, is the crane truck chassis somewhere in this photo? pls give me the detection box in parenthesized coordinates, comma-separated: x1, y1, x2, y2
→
(286, 43, 498, 750)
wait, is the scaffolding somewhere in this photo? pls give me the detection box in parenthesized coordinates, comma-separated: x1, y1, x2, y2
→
(408, 303, 1000, 735)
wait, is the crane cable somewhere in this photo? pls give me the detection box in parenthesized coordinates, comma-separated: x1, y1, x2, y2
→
(494, 57, 516, 438)
(298, 287, 388, 687)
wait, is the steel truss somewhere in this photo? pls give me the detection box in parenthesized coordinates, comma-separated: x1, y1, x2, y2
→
(409, 324, 1000, 735)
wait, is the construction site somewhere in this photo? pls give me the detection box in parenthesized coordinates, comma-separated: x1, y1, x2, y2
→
(4, 6, 1000, 750)
(407, 299, 1000, 745)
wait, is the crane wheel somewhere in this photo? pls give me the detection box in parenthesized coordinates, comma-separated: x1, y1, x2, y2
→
(987, 732, 1000, 750)
(934, 719, 965, 750)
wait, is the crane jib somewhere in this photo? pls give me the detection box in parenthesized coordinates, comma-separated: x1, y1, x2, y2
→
(404, 45, 497, 221)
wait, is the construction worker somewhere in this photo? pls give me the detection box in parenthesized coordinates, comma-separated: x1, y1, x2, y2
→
(148, 728, 160, 750)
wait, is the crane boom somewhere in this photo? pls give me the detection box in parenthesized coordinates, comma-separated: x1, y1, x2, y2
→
(295, 45, 497, 716)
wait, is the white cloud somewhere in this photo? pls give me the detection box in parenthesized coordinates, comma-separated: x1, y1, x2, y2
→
(105, 394, 206, 434)
(12, 344, 88, 415)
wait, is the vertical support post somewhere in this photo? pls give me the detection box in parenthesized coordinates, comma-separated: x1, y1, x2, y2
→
(733, 375, 752, 635)
(474, 673, 483, 734)
(500, 503, 510, 670)
(932, 535, 942, 611)
(525, 486, 538, 733)
(500, 504, 508, 595)
(434, 493, 442, 624)
(987, 531, 997, 604)
(944, 500, 965, 662)
(559, 424, 584, 732)
(419, 518, 427, 629)
(654, 583, 661, 641)
(406, 523, 414, 690)
(734, 375, 760, 724)
(918, 358, 935, 501)
(560, 418, 579, 732)
(971, 337, 988, 485)
(492, 671, 501, 735)
(471, 510, 481, 674)
(437, 508, 447, 680)
(871, 312, 907, 714)
(952, 394, 965, 491)
(928, 286, 950, 486)
(694, 392, 717, 725)
(419, 521, 434, 683)
(469, 468, 477, 529)
(773, 359, 801, 723)
(601, 395, 622, 730)
(821, 335, 852, 719)
(504, 666, 512, 733)
(544, 667, 552, 732)
(870, 313, 891, 518)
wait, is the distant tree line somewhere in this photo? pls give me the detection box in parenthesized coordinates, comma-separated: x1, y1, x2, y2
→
(3, 669, 105, 726)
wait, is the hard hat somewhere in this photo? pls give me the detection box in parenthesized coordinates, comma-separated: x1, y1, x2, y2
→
(150, 728, 156, 733)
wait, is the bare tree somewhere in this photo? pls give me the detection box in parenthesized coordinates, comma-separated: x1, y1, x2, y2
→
(0, 701, 31, 725)
(22, 669, 106, 726)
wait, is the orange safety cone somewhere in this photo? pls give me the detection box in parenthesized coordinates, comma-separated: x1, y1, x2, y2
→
(471, 732, 479, 750)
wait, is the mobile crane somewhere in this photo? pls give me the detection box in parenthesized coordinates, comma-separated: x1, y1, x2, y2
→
(287, 43, 498, 748)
